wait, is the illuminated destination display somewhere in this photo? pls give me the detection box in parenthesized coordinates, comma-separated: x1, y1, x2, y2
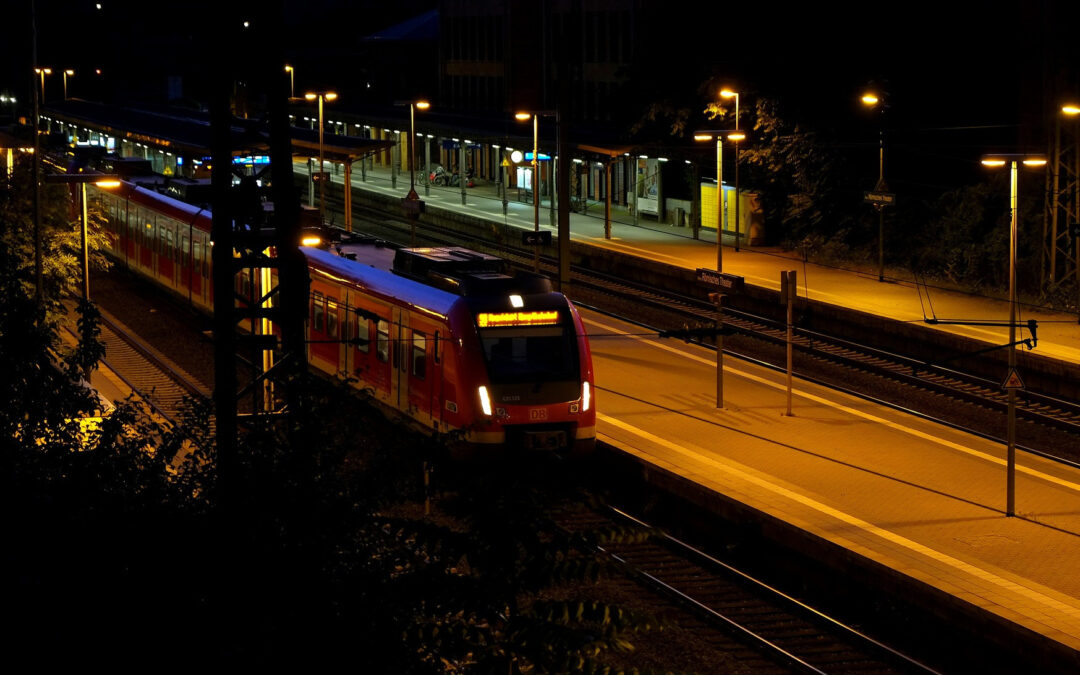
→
(477, 311, 560, 328)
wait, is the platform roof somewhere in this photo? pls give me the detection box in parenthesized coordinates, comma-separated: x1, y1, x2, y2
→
(43, 99, 394, 161)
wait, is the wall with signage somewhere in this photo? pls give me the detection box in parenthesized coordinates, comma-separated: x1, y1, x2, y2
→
(699, 182, 763, 244)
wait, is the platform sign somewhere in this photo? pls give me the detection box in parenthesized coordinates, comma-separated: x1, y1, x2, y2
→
(1002, 368, 1025, 391)
(696, 268, 744, 293)
(863, 191, 895, 206)
(522, 230, 552, 246)
(401, 191, 424, 215)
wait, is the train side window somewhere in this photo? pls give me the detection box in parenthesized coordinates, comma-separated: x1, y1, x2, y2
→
(412, 332, 426, 379)
(327, 301, 339, 338)
(193, 241, 201, 274)
(354, 316, 371, 353)
(376, 319, 389, 363)
(312, 291, 325, 332)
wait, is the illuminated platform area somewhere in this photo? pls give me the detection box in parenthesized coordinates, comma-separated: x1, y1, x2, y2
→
(584, 309, 1080, 672)
(302, 156, 1080, 369)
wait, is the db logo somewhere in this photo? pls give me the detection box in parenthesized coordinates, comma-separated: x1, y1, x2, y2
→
(529, 408, 548, 421)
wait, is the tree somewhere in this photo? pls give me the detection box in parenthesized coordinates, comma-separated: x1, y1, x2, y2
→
(0, 154, 113, 322)
(733, 97, 853, 248)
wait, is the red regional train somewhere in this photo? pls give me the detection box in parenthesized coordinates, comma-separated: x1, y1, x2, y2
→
(90, 180, 596, 454)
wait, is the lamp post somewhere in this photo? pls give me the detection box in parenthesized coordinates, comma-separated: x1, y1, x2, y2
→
(1061, 104, 1080, 320)
(517, 112, 540, 271)
(35, 67, 51, 105)
(284, 65, 294, 99)
(305, 91, 337, 223)
(695, 129, 741, 409)
(515, 110, 558, 272)
(862, 90, 888, 281)
(980, 153, 1046, 517)
(43, 173, 120, 303)
(62, 69, 74, 100)
(694, 130, 743, 272)
(407, 100, 430, 194)
(397, 100, 430, 246)
(720, 89, 742, 251)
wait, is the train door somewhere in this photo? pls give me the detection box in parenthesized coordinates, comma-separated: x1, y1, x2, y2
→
(196, 232, 211, 308)
(139, 209, 153, 271)
(159, 221, 175, 288)
(391, 307, 409, 413)
(349, 304, 373, 385)
(125, 202, 135, 265)
(375, 313, 392, 399)
(180, 232, 191, 295)
(309, 290, 342, 374)
(406, 326, 441, 427)
(191, 238, 203, 303)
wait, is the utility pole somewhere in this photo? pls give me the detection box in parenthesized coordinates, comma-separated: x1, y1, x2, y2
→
(31, 0, 43, 308)
(210, 2, 310, 513)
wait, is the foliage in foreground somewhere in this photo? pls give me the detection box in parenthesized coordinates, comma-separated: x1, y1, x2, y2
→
(2, 154, 687, 672)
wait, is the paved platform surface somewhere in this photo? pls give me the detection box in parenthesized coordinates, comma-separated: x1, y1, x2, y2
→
(586, 309, 1080, 671)
(309, 159, 1080, 366)
(318, 160, 1080, 668)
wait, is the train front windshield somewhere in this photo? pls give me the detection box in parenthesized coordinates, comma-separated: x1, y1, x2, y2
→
(477, 311, 579, 383)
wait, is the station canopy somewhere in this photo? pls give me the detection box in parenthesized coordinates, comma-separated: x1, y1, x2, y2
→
(42, 99, 393, 162)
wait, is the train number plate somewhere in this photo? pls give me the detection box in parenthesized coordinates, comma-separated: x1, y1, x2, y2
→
(528, 408, 549, 421)
(524, 430, 566, 450)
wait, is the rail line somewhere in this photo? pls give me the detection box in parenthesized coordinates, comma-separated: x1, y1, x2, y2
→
(338, 197, 1080, 464)
(550, 500, 939, 674)
(63, 300, 210, 425)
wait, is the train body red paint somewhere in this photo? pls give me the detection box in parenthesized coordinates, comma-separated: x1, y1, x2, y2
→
(91, 181, 596, 455)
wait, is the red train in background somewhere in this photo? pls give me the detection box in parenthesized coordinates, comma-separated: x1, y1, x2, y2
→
(90, 180, 596, 454)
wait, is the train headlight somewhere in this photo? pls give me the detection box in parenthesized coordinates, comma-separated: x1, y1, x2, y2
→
(478, 385, 493, 417)
(582, 381, 591, 412)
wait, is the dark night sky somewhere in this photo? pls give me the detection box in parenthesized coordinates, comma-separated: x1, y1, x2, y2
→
(3, 1, 1076, 192)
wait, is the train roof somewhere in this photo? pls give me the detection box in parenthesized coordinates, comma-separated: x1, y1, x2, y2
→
(303, 245, 462, 319)
(125, 183, 211, 224)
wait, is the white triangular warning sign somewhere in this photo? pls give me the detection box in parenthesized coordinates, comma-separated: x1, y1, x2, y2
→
(1002, 368, 1025, 390)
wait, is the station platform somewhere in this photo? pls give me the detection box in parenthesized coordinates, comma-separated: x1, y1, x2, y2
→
(315, 160, 1080, 670)
(585, 309, 1080, 672)
(306, 159, 1080, 367)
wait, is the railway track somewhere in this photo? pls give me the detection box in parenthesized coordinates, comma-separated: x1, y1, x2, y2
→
(550, 500, 938, 674)
(338, 197, 1080, 463)
(78, 195, 1026, 673)
(62, 300, 210, 424)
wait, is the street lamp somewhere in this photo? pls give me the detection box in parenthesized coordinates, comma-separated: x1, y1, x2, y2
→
(516, 110, 558, 272)
(397, 100, 430, 246)
(43, 172, 120, 303)
(62, 69, 74, 100)
(35, 68, 52, 104)
(980, 152, 1046, 517)
(1061, 104, 1080, 318)
(720, 88, 743, 252)
(305, 91, 337, 223)
(694, 130, 743, 272)
(862, 89, 889, 281)
(284, 65, 294, 99)
(695, 129, 742, 409)
(407, 100, 430, 194)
